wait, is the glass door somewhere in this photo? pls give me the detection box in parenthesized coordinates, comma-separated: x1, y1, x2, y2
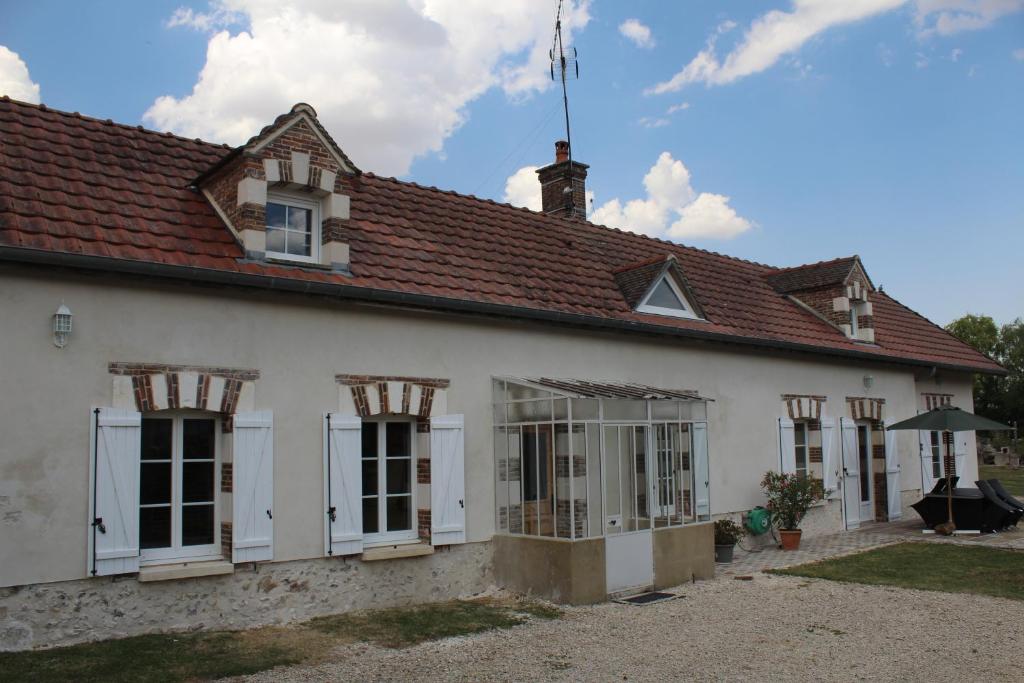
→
(603, 424, 654, 594)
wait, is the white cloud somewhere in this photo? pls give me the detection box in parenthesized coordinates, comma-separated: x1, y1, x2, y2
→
(589, 152, 752, 240)
(619, 18, 655, 49)
(916, 51, 931, 67)
(166, 5, 243, 31)
(950, 47, 963, 61)
(503, 165, 541, 211)
(0, 46, 40, 104)
(638, 116, 670, 128)
(666, 102, 690, 114)
(1013, 47, 1024, 60)
(647, 0, 1024, 93)
(147, 0, 590, 176)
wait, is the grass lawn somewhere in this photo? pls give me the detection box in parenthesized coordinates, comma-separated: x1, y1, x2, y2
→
(979, 464, 1024, 497)
(0, 597, 560, 682)
(772, 542, 1024, 601)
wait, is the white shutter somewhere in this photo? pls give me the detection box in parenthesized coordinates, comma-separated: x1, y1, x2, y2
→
(883, 421, 901, 520)
(324, 413, 363, 556)
(89, 407, 141, 576)
(954, 433, 968, 485)
(840, 417, 860, 530)
(430, 414, 466, 546)
(920, 430, 938, 493)
(820, 416, 838, 496)
(232, 411, 274, 563)
(693, 422, 710, 520)
(778, 417, 796, 474)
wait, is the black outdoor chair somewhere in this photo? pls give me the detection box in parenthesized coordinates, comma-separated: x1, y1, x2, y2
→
(976, 480, 1021, 530)
(987, 479, 1024, 515)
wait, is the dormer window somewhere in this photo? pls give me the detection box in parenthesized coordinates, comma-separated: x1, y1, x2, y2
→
(637, 274, 700, 319)
(266, 191, 320, 264)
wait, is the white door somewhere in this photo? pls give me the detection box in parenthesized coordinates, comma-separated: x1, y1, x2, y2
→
(856, 423, 874, 522)
(840, 417, 860, 530)
(603, 425, 654, 594)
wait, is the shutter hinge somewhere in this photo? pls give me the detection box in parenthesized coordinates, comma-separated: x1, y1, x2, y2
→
(459, 499, 464, 509)
(327, 506, 337, 522)
(266, 509, 273, 520)
(92, 517, 106, 534)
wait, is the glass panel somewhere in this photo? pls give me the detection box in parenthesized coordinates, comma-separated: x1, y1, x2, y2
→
(183, 419, 215, 459)
(646, 279, 685, 309)
(553, 398, 568, 421)
(265, 227, 286, 254)
(554, 424, 571, 538)
(491, 378, 506, 405)
(633, 427, 650, 530)
(507, 400, 552, 423)
(686, 402, 707, 421)
(794, 424, 806, 446)
(287, 205, 311, 232)
(386, 458, 411, 495)
(386, 496, 412, 532)
(362, 498, 378, 534)
(522, 425, 541, 502)
(266, 202, 287, 228)
(570, 398, 599, 421)
(603, 426, 622, 534)
(361, 423, 378, 458)
(680, 424, 694, 523)
(140, 462, 171, 505)
(858, 427, 870, 502)
(602, 400, 646, 421)
(507, 427, 523, 534)
(493, 402, 506, 426)
(182, 504, 214, 546)
(141, 419, 172, 460)
(494, 427, 509, 532)
(506, 383, 552, 401)
(140, 506, 171, 549)
(651, 401, 680, 421)
(586, 423, 603, 537)
(286, 229, 310, 257)
(182, 462, 214, 503)
(361, 459, 378, 496)
(386, 423, 410, 458)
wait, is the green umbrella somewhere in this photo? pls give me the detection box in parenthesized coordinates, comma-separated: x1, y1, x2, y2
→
(887, 406, 1012, 534)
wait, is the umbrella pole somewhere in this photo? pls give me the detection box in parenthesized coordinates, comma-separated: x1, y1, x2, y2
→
(944, 431, 954, 528)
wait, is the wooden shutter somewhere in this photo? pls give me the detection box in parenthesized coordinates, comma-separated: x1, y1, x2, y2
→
(778, 417, 796, 474)
(820, 416, 838, 496)
(430, 414, 466, 546)
(840, 417, 860, 530)
(919, 430, 938, 493)
(324, 413, 363, 556)
(883, 421, 901, 520)
(232, 411, 274, 563)
(693, 422, 710, 521)
(89, 407, 141, 576)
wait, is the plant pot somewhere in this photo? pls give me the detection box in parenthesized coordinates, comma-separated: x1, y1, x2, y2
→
(779, 529, 802, 551)
(714, 543, 735, 563)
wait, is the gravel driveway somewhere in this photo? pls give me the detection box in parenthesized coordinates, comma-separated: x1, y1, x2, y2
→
(240, 574, 1024, 682)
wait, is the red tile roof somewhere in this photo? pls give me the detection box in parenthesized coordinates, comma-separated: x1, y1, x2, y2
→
(766, 255, 865, 293)
(0, 98, 1003, 374)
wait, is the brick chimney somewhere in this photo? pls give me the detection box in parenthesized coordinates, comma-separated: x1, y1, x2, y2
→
(536, 140, 588, 220)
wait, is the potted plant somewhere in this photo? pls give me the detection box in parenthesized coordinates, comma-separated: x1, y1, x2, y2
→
(713, 519, 744, 563)
(760, 471, 825, 550)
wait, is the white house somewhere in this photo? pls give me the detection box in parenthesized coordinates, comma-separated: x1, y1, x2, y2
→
(0, 97, 1003, 650)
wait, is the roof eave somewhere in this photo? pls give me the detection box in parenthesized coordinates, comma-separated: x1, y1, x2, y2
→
(0, 246, 1007, 377)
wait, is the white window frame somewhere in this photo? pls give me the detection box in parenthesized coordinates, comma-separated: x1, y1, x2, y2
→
(139, 412, 221, 565)
(929, 430, 943, 480)
(636, 275, 702, 320)
(362, 418, 418, 546)
(793, 421, 809, 475)
(850, 301, 862, 337)
(265, 191, 321, 264)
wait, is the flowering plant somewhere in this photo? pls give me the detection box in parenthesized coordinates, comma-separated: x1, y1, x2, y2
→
(760, 471, 825, 531)
(713, 519, 745, 545)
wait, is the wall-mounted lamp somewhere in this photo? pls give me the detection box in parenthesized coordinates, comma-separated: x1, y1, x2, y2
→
(53, 303, 72, 348)
(862, 374, 874, 390)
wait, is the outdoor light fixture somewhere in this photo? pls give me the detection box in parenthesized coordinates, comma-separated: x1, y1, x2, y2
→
(863, 374, 874, 390)
(53, 303, 72, 348)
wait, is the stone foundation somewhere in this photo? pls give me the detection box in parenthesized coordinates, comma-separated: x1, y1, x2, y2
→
(0, 542, 493, 652)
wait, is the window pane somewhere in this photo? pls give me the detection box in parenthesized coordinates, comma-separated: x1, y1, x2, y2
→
(183, 419, 215, 459)
(182, 462, 214, 503)
(571, 399, 599, 420)
(266, 202, 287, 228)
(646, 279, 685, 310)
(386, 423, 410, 458)
(140, 506, 171, 549)
(286, 229, 310, 257)
(361, 423, 378, 458)
(386, 496, 412, 532)
(651, 401, 679, 420)
(386, 458, 411, 495)
(141, 419, 172, 460)
(287, 205, 311, 232)
(506, 383, 552, 401)
(794, 424, 806, 446)
(603, 400, 646, 421)
(362, 498, 378, 533)
(507, 400, 551, 423)
(182, 504, 214, 546)
(140, 462, 171, 505)
(265, 227, 285, 254)
(361, 459, 378, 496)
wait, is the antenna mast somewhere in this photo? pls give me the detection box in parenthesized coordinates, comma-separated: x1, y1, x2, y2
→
(550, 0, 580, 214)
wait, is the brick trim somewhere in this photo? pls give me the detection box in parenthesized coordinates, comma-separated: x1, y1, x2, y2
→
(221, 463, 233, 492)
(335, 374, 449, 388)
(922, 393, 954, 410)
(846, 396, 885, 421)
(110, 363, 259, 380)
(221, 522, 232, 559)
(112, 363, 257, 415)
(782, 394, 827, 420)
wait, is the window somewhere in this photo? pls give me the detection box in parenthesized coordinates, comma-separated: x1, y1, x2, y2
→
(636, 275, 700, 320)
(361, 421, 416, 543)
(793, 422, 809, 475)
(850, 301, 864, 337)
(929, 431, 942, 479)
(139, 415, 219, 563)
(265, 192, 320, 263)
(857, 425, 871, 503)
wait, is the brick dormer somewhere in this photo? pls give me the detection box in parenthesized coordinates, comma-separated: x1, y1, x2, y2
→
(196, 103, 359, 271)
(766, 256, 876, 343)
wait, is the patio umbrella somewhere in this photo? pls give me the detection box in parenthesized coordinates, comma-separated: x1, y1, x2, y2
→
(886, 406, 1012, 534)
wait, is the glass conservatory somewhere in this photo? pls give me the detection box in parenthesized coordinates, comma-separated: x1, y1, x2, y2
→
(492, 377, 715, 601)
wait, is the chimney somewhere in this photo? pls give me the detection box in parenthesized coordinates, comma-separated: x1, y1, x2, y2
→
(536, 140, 588, 220)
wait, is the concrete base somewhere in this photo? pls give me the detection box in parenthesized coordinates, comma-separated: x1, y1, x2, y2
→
(137, 560, 233, 583)
(652, 523, 714, 587)
(492, 535, 605, 605)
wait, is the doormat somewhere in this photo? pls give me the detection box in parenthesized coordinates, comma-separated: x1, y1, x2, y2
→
(616, 591, 679, 606)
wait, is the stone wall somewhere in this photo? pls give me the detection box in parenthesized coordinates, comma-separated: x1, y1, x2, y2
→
(0, 542, 493, 652)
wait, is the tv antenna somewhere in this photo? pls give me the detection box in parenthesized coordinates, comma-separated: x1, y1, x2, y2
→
(550, 0, 580, 211)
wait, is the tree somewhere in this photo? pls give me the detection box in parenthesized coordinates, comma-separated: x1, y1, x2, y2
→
(945, 315, 1023, 429)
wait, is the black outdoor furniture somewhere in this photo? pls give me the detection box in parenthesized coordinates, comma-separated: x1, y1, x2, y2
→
(911, 486, 986, 530)
(987, 479, 1024, 514)
(976, 480, 1021, 529)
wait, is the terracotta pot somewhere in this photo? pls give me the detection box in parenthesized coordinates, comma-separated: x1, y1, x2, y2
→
(779, 529, 802, 551)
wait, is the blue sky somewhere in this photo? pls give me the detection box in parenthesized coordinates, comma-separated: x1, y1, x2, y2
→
(1, 1, 1022, 326)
